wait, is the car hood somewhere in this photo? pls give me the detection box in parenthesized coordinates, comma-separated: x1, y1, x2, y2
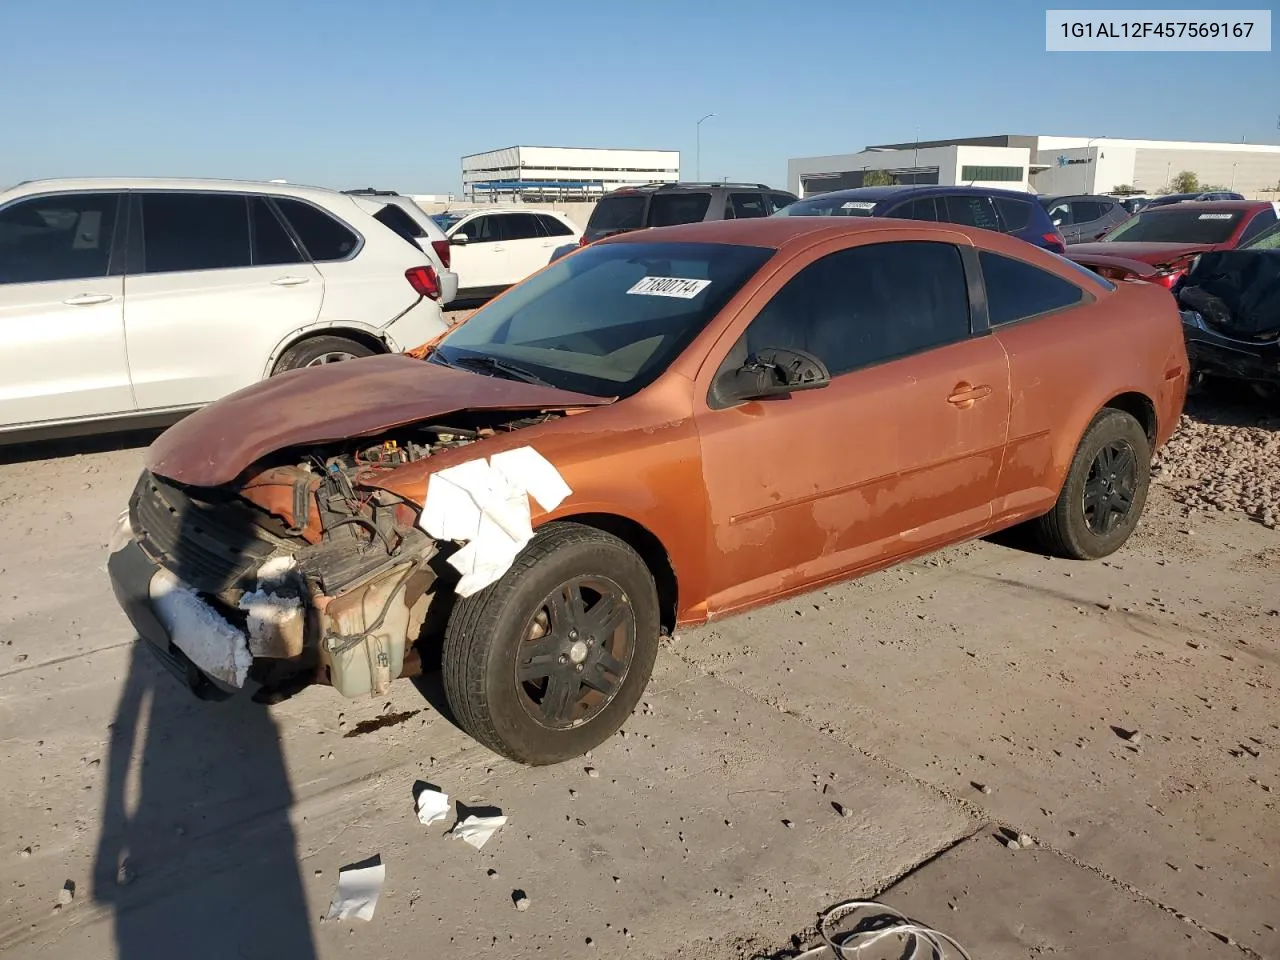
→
(1069, 241, 1216, 266)
(146, 353, 612, 488)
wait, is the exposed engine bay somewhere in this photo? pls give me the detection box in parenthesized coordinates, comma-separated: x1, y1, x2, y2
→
(126, 411, 564, 702)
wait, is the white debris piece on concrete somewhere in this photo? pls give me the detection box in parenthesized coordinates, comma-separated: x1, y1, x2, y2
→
(419, 446, 572, 597)
(325, 858, 385, 922)
(452, 814, 508, 850)
(149, 569, 252, 687)
(415, 787, 451, 826)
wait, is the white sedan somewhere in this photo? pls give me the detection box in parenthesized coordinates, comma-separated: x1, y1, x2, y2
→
(437, 209, 581, 299)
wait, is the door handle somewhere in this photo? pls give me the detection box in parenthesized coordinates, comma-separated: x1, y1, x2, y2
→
(62, 293, 114, 306)
(271, 276, 310, 287)
(947, 383, 993, 408)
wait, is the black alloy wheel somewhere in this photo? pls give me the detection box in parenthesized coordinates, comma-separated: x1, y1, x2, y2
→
(515, 575, 635, 729)
(1082, 440, 1138, 536)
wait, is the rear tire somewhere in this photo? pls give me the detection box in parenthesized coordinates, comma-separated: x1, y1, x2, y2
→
(1034, 409, 1151, 560)
(272, 335, 376, 374)
(441, 522, 660, 765)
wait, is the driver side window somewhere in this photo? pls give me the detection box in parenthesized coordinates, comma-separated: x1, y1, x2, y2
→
(464, 215, 500, 243)
(731, 240, 972, 378)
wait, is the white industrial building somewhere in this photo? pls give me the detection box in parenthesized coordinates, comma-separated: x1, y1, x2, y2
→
(461, 145, 679, 202)
(789, 135, 1280, 198)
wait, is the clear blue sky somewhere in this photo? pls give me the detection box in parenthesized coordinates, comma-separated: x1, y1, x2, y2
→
(3, 0, 1276, 193)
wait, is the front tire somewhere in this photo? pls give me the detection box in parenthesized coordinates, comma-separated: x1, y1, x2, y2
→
(441, 522, 660, 765)
(1034, 409, 1151, 560)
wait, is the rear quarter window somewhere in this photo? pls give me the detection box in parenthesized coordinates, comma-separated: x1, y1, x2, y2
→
(588, 196, 646, 231)
(994, 198, 1034, 231)
(980, 250, 1086, 325)
(272, 198, 360, 261)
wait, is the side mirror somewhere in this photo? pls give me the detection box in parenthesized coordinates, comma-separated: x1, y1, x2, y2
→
(451, 233, 470, 245)
(717, 347, 831, 404)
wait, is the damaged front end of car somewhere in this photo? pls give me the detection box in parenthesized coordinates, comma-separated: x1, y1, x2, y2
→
(109, 412, 563, 703)
(1176, 250, 1280, 391)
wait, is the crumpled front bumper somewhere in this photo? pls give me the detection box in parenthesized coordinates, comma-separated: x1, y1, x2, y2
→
(107, 539, 237, 701)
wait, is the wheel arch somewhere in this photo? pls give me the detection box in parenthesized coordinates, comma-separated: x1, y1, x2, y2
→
(1099, 390, 1157, 444)
(264, 325, 390, 376)
(553, 512, 678, 636)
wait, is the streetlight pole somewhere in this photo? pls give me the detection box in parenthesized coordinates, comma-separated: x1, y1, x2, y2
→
(696, 114, 714, 181)
(1083, 136, 1102, 192)
(1230, 161, 1238, 190)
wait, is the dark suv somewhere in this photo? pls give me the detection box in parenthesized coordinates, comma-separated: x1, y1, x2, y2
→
(1039, 194, 1129, 244)
(776, 185, 1066, 253)
(581, 182, 798, 244)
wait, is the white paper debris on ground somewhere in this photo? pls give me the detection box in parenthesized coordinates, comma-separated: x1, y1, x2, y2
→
(325, 857, 385, 922)
(415, 787, 450, 826)
(148, 569, 252, 687)
(419, 446, 572, 597)
(452, 815, 508, 851)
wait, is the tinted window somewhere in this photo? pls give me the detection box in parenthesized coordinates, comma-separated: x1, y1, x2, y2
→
(980, 251, 1085, 325)
(647, 192, 712, 227)
(942, 195, 1000, 232)
(251, 198, 303, 266)
(996, 197, 1034, 231)
(373, 203, 426, 240)
(729, 193, 768, 219)
(1103, 208, 1243, 244)
(0, 192, 119, 284)
(767, 193, 796, 214)
(1071, 200, 1108, 223)
(141, 193, 250, 274)
(537, 214, 574, 237)
(459, 215, 500, 243)
(587, 195, 646, 231)
(1242, 220, 1280, 250)
(742, 241, 970, 377)
(894, 197, 938, 221)
(435, 241, 773, 398)
(502, 213, 543, 241)
(1237, 209, 1278, 246)
(272, 197, 359, 261)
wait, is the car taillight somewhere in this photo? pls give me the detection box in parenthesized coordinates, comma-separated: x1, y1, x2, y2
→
(431, 239, 451, 269)
(578, 235, 591, 247)
(405, 265, 440, 300)
(1152, 269, 1185, 289)
(1042, 232, 1066, 255)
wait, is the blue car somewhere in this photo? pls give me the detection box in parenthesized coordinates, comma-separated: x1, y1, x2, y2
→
(776, 185, 1066, 253)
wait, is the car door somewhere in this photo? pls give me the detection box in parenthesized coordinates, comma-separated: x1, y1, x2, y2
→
(449, 214, 509, 292)
(1069, 200, 1109, 241)
(695, 237, 1010, 614)
(124, 192, 324, 409)
(496, 213, 552, 284)
(0, 191, 133, 427)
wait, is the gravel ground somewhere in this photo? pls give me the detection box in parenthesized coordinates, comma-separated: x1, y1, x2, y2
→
(1153, 394, 1280, 528)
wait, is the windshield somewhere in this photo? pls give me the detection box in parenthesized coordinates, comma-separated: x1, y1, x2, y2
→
(431, 212, 465, 231)
(434, 241, 773, 398)
(774, 194, 878, 217)
(587, 196, 647, 231)
(1243, 221, 1280, 250)
(1102, 209, 1243, 244)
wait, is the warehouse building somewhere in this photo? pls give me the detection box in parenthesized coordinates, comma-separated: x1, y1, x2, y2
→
(789, 135, 1280, 198)
(461, 146, 680, 202)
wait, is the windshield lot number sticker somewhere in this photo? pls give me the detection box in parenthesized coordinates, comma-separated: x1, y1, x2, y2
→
(841, 201, 877, 210)
(627, 276, 712, 299)
(1197, 213, 1234, 220)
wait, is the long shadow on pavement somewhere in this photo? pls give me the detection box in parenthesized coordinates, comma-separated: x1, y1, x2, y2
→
(92, 643, 317, 960)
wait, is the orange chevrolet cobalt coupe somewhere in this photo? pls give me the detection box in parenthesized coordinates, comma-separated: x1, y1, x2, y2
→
(108, 218, 1188, 764)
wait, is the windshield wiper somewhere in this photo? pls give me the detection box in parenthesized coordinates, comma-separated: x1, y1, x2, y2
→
(449, 354, 552, 387)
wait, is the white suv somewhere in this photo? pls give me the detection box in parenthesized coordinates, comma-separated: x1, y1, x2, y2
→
(342, 188, 459, 304)
(440, 208, 581, 299)
(0, 178, 450, 442)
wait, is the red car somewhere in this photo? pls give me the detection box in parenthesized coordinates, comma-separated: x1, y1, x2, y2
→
(1069, 200, 1279, 288)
